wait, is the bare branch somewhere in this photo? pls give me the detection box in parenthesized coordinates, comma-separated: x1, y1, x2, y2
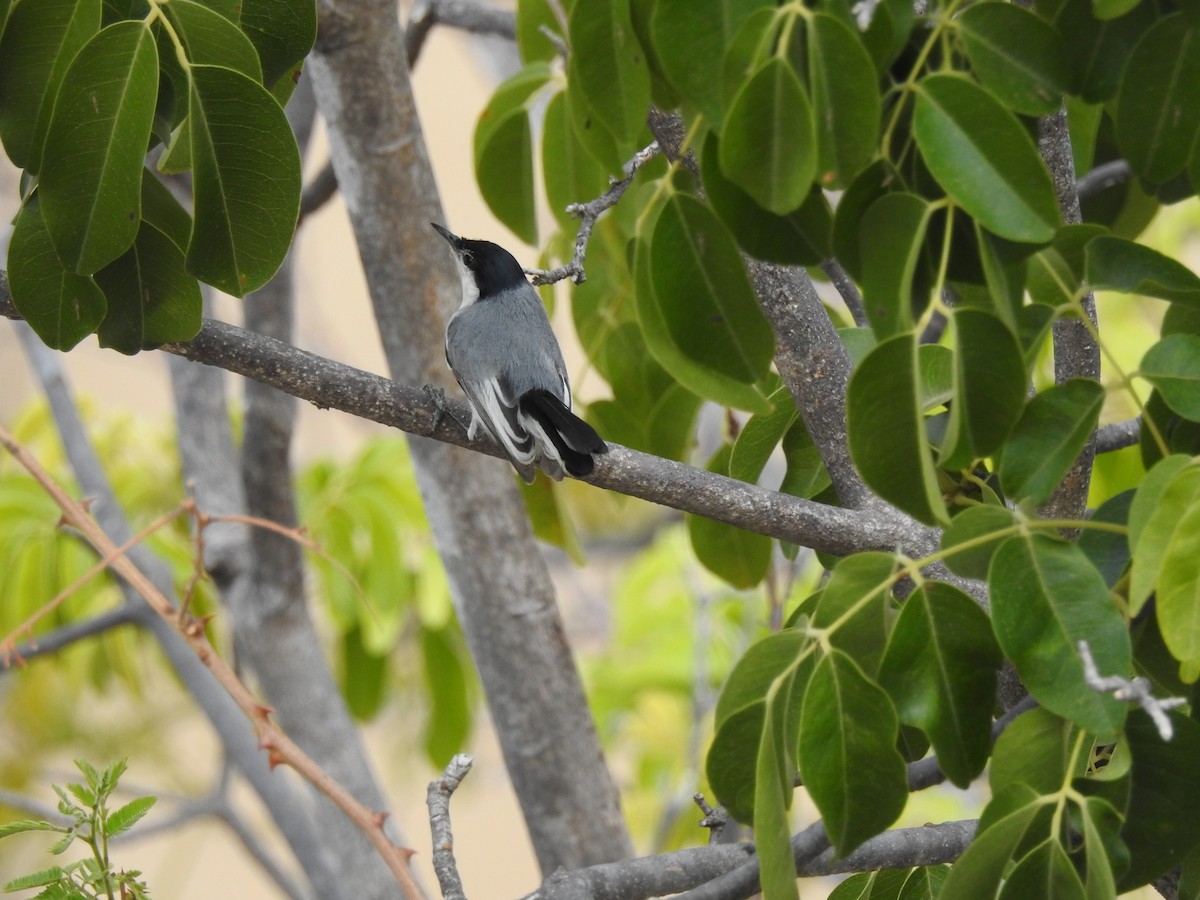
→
(1079, 640, 1185, 740)
(1, 604, 144, 669)
(427, 754, 474, 900)
(1096, 417, 1140, 454)
(527, 141, 661, 286)
(799, 820, 976, 876)
(1076, 159, 1132, 202)
(0, 424, 424, 900)
(819, 258, 869, 328)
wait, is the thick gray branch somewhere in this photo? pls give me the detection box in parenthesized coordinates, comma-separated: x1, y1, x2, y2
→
(1096, 417, 1140, 454)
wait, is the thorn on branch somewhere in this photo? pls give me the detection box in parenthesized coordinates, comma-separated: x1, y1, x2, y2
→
(527, 141, 661, 287)
(1078, 640, 1186, 740)
(693, 794, 729, 845)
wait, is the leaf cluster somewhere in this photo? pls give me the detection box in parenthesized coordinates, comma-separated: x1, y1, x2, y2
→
(0, 758, 155, 899)
(0, 0, 314, 352)
(473, 0, 1200, 895)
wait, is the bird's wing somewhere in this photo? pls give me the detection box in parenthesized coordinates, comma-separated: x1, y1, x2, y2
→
(453, 370, 538, 483)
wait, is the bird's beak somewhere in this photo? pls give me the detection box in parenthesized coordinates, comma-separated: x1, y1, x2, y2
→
(430, 222, 459, 247)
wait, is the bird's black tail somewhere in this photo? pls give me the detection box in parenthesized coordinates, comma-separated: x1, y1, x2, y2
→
(519, 389, 608, 477)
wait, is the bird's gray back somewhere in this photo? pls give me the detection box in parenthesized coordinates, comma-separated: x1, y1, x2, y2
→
(447, 286, 568, 399)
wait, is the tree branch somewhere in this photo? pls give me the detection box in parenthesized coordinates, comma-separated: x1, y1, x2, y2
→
(1096, 417, 1140, 454)
(427, 755, 473, 900)
(2, 603, 145, 668)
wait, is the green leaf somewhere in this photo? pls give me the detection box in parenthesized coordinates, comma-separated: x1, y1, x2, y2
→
(990, 706, 1076, 797)
(0, 0, 101, 172)
(652, 0, 771, 124)
(634, 236, 772, 413)
(1115, 15, 1200, 184)
(93, 220, 202, 353)
(939, 308, 1027, 469)
(913, 73, 1060, 243)
(707, 702, 767, 823)
(3, 867, 68, 891)
(956, 3, 1074, 116)
(859, 193, 932, 339)
(832, 160, 891, 281)
(567, 0, 649, 151)
(517, 0, 562, 64)
(186, 64, 300, 296)
(38, 21, 157, 274)
(476, 110, 537, 246)
(1130, 460, 1200, 616)
(719, 57, 816, 215)
(807, 12, 880, 188)
(810, 552, 897, 677)
(1085, 235, 1200, 305)
(543, 91, 610, 228)
(165, 0, 261, 79)
(1140, 334, 1200, 420)
(990, 533, 1131, 738)
(1054, 0, 1154, 103)
(941, 504, 1018, 580)
(689, 445, 772, 588)
(878, 582, 1000, 787)
(939, 784, 1045, 897)
(847, 332, 949, 525)
(780, 420, 831, 500)
(1157, 495, 1200, 680)
(1119, 711, 1200, 889)
(998, 379, 1105, 505)
(0, 819, 65, 838)
(647, 194, 775, 391)
(7, 195, 107, 350)
(715, 628, 811, 727)
(999, 839, 1087, 899)
(757, 674, 803, 900)
(729, 384, 799, 483)
(105, 795, 156, 838)
(798, 649, 907, 857)
(422, 627, 472, 767)
(240, 0, 316, 86)
(1078, 489, 1133, 589)
(702, 133, 832, 266)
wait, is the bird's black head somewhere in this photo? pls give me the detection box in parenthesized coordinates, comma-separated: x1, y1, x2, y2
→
(431, 223, 528, 301)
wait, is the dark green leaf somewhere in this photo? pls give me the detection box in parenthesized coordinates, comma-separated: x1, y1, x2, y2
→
(167, 0, 261, 79)
(186, 64, 300, 296)
(1140, 334, 1200, 420)
(757, 673, 802, 900)
(999, 839, 1087, 899)
(38, 21, 158, 274)
(707, 702, 766, 823)
(939, 308, 1027, 469)
(998, 379, 1105, 505)
(1115, 15, 1200, 184)
(543, 91, 610, 228)
(847, 332, 949, 525)
(1078, 489, 1133, 589)
(990, 533, 1131, 738)
(702, 133, 832, 265)
(938, 784, 1045, 897)
(941, 504, 1018, 580)
(7, 195, 107, 350)
(810, 552, 897, 676)
(1053, 0, 1153, 103)
(140, 170, 193, 251)
(476, 109, 537, 245)
(729, 384, 799, 483)
(715, 628, 811, 726)
(832, 160, 891, 280)
(0, 0, 101, 171)
(648, 194, 775, 392)
(1119, 711, 1200, 888)
(913, 73, 1060, 243)
(568, 0, 649, 151)
(878, 582, 1000, 786)
(689, 445, 772, 588)
(780, 420, 831, 500)
(94, 220, 202, 353)
(1084, 236, 1200, 307)
(990, 706, 1076, 797)
(653, 0, 771, 123)
(240, 0, 316, 86)
(807, 12, 880, 188)
(634, 236, 772, 412)
(956, 3, 1074, 116)
(798, 649, 907, 856)
(859, 193, 932, 338)
(719, 57, 816, 215)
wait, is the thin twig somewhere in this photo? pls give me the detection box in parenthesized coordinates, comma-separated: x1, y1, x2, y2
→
(0, 603, 144, 670)
(1078, 640, 1185, 740)
(819, 259, 869, 328)
(426, 754, 473, 900)
(1076, 159, 1132, 202)
(0, 424, 424, 900)
(527, 141, 661, 286)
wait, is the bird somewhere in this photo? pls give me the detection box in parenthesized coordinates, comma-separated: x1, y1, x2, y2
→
(431, 223, 608, 484)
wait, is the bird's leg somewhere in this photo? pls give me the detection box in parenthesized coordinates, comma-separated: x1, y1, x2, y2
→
(423, 384, 471, 435)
